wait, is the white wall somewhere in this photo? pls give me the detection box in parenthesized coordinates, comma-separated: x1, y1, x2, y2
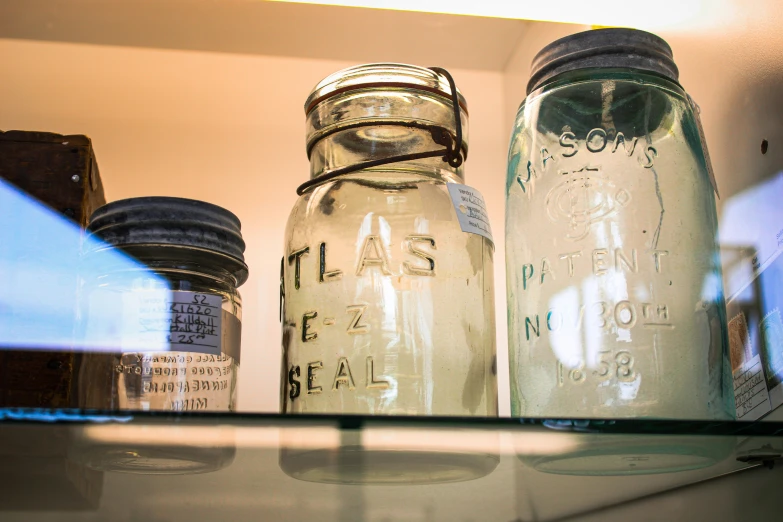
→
(0, 38, 507, 413)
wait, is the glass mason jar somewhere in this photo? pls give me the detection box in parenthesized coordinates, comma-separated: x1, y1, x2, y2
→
(280, 64, 497, 418)
(78, 197, 247, 415)
(279, 64, 498, 485)
(506, 29, 734, 420)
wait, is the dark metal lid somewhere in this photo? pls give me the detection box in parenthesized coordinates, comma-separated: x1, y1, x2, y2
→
(88, 197, 248, 285)
(527, 28, 679, 95)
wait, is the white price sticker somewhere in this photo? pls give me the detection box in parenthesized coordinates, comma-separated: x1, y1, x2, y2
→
(734, 354, 772, 420)
(447, 183, 493, 243)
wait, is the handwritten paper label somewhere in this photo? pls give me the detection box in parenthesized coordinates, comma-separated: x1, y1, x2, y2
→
(734, 354, 772, 420)
(447, 183, 493, 243)
(122, 291, 223, 355)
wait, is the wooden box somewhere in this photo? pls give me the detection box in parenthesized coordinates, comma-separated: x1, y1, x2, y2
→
(0, 130, 106, 408)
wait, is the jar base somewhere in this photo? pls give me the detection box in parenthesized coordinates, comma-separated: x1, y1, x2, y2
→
(518, 435, 734, 476)
(279, 446, 499, 485)
(71, 444, 236, 475)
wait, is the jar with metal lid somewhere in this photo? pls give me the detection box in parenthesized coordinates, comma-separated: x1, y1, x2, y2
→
(506, 29, 733, 420)
(78, 197, 247, 415)
(280, 64, 498, 418)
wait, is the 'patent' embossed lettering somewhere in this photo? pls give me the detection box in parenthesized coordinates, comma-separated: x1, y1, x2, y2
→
(522, 264, 535, 290)
(540, 257, 554, 284)
(592, 249, 609, 275)
(615, 248, 638, 273)
(559, 251, 582, 277)
(523, 248, 658, 286)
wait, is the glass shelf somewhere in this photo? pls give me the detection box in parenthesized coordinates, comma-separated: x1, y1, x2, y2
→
(1, 409, 782, 520)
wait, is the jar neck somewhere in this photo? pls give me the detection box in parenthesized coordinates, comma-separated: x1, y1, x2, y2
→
(141, 260, 239, 290)
(86, 245, 243, 291)
(529, 68, 685, 101)
(306, 88, 469, 187)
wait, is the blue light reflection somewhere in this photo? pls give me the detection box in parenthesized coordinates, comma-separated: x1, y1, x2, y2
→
(0, 179, 170, 352)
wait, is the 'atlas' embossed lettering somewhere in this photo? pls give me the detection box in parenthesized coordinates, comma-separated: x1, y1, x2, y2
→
(403, 235, 436, 276)
(356, 235, 392, 276)
(319, 242, 343, 283)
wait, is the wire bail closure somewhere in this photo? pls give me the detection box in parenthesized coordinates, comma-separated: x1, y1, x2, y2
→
(296, 67, 465, 196)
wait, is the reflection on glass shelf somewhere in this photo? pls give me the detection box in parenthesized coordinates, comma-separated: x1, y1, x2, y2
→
(0, 410, 782, 521)
(280, 427, 500, 484)
(518, 434, 734, 476)
(71, 423, 237, 475)
(512, 420, 739, 476)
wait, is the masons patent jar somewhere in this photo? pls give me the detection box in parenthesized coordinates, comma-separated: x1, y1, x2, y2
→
(506, 29, 733, 420)
(281, 64, 498, 417)
(78, 197, 247, 414)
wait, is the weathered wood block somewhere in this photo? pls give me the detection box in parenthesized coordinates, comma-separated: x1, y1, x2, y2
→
(0, 130, 106, 408)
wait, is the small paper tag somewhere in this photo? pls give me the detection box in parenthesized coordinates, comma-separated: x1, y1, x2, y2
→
(734, 354, 772, 420)
(121, 290, 223, 355)
(447, 183, 493, 243)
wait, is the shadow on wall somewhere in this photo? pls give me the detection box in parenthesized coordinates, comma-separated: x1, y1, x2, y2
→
(715, 70, 783, 202)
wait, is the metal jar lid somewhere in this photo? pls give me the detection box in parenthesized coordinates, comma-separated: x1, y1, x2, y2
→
(527, 28, 679, 94)
(88, 197, 248, 285)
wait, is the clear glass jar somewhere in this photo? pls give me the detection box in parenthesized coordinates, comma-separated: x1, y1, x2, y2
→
(79, 197, 247, 413)
(279, 64, 498, 484)
(281, 64, 497, 417)
(76, 197, 248, 474)
(506, 29, 734, 421)
(75, 197, 246, 473)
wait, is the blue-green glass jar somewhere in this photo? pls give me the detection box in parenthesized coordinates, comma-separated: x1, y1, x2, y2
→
(506, 29, 734, 421)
